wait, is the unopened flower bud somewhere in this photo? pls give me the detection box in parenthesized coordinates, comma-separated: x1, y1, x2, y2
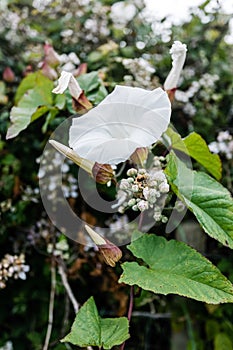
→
(85, 225, 122, 267)
(132, 184, 139, 193)
(44, 43, 60, 67)
(128, 198, 136, 206)
(92, 163, 114, 184)
(137, 200, 149, 212)
(3, 67, 15, 82)
(119, 179, 130, 190)
(74, 63, 88, 77)
(40, 62, 58, 80)
(49, 140, 94, 176)
(130, 147, 148, 166)
(159, 182, 169, 193)
(127, 168, 138, 177)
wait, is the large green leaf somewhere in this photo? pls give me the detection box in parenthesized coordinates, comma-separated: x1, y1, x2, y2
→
(14, 71, 53, 104)
(61, 297, 129, 349)
(166, 128, 222, 180)
(6, 74, 53, 139)
(119, 233, 233, 304)
(165, 152, 233, 248)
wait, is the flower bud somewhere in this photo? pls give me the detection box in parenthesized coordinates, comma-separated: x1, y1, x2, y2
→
(3, 67, 15, 82)
(40, 62, 58, 80)
(44, 43, 60, 67)
(92, 162, 114, 184)
(49, 140, 94, 176)
(85, 225, 122, 267)
(164, 41, 187, 91)
(74, 63, 88, 77)
(126, 168, 138, 177)
(130, 147, 148, 166)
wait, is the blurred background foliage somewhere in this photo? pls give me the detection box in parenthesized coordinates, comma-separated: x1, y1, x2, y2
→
(0, 0, 233, 349)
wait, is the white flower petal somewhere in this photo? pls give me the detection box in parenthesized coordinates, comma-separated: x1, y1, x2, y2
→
(164, 41, 187, 91)
(52, 71, 82, 99)
(69, 85, 171, 164)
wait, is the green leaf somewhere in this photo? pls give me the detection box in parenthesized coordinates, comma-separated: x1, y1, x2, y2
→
(214, 333, 233, 350)
(0, 81, 8, 104)
(61, 297, 129, 349)
(119, 233, 233, 304)
(54, 93, 66, 110)
(14, 71, 53, 104)
(165, 152, 233, 248)
(77, 71, 100, 93)
(6, 74, 53, 139)
(183, 132, 222, 180)
(166, 128, 222, 180)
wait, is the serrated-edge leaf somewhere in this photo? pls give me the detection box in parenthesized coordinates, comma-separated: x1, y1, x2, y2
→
(61, 296, 101, 347)
(183, 132, 222, 180)
(119, 234, 233, 304)
(166, 128, 222, 180)
(165, 152, 233, 249)
(101, 317, 130, 349)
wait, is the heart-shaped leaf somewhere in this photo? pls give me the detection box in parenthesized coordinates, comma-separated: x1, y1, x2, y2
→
(120, 233, 233, 304)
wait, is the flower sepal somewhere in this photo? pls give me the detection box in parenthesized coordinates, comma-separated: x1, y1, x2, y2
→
(92, 162, 115, 184)
(85, 225, 122, 267)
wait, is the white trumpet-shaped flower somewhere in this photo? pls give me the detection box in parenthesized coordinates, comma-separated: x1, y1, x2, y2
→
(69, 85, 171, 165)
(164, 41, 187, 91)
(52, 71, 82, 99)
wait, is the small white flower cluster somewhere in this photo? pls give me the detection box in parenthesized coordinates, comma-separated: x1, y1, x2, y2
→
(175, 73, 219, 103)
(209, 130, 233, 160)
(175, 73, 219, 117)
(0, 254, 30, 289)
(59, 52, 80, 73)
(122, 57, 156, 89)
(0, 341, 13, 350)
(47, 238, 70, 260)
(115, 157, 169, 223)
(110, 2, 137, 27)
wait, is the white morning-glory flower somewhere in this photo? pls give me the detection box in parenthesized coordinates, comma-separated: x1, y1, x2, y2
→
(52, 71, 82, 99)
(69, 85, 171, 165)
(164, 41, 187, 91)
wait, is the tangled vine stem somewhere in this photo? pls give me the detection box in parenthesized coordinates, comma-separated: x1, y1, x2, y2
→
(58, 259, 79, 314)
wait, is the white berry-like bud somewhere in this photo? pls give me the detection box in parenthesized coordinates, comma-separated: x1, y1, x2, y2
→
(128, 198, 136, 206)
(127, 168, 138, 177)
(132, 184, 139, 192)
(132, 205, 139, 211)
(159, 182, 169, 193)
(119, 179, 130, 190)
(137, 200, 149, 212)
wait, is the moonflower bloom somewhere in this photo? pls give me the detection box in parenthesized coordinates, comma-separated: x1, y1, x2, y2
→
(69, 85, 171, 165)
(164, 41, 187, 91)
(52, 71, 82, 100)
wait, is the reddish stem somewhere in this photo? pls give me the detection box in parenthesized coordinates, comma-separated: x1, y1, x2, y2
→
(120, 286, 134, 350)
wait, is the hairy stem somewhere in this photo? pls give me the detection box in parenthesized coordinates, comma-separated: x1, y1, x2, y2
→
(43, 259, 56, 350)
